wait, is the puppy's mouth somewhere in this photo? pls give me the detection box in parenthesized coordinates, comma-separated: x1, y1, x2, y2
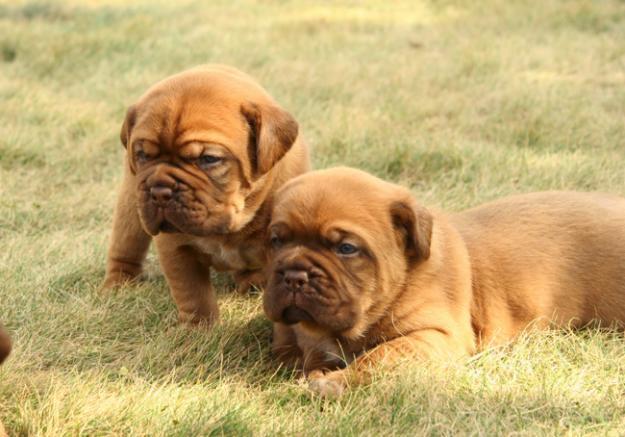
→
(158, 220, 180, 233)
(281, 305, 314, 325)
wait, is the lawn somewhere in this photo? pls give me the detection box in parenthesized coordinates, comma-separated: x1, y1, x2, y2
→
(2, 0, 625, 434)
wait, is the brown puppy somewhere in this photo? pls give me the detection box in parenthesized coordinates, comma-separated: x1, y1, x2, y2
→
(0, 324, 10, 366)
(102, 65, 309, 325)
(264, 167, 625, 397)
(0, 323, 10, 436)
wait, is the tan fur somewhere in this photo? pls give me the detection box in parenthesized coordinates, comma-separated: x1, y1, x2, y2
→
(263, 167, 625, 396)
(102, 65, 309, 325)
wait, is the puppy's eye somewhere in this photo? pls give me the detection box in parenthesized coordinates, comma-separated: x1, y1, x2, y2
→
(198, 154, 223, 168)
(135, 150, 149, 163)
(270, 235, 282, 248)
(336, 243, 358, 256)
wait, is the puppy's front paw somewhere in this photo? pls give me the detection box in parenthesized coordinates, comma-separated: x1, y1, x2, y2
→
(100, 271, 141, 292)
(307, 371, 347, 398)
(233, 270, 266, 295)
(177, 309, 218, 328)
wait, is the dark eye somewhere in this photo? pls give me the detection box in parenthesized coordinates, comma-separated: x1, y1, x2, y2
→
(336, 243, 358, 256)
(198, 155, 222, 167)
(135, 149, 151, 164)
(270, 235, 282, 248)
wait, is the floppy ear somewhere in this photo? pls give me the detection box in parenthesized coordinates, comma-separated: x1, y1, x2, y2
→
(390, 195, 433, 262)
(241, 102, 299, 179)
(120, 105, 137, 149)
(120, 105, 138, 174)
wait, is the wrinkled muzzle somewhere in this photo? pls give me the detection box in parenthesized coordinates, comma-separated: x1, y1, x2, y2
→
(263, 253, 359, 333)
(136, 165, 233, 236)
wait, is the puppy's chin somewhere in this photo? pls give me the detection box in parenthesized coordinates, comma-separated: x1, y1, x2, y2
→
(157, 221, 180, 233)
(138, 207, 166, 236)
(286, 312, 361, 337)
(281, 305, 315, 325)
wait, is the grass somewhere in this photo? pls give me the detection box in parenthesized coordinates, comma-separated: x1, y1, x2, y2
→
(1, 0, 625, 434)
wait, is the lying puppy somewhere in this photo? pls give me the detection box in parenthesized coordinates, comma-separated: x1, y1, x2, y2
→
(0, 323, 10, 436)
(264, 167, 625, 397)
(102, 65, 309, 325)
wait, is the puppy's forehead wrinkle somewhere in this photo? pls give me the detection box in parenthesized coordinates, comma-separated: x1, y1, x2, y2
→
(136, 85, 251, 156)
(278, 186, 391, 236)
(280, 169, 420, 249)
(161, 164, 210, 188)
(282, 166, 399, 201)
(277, 201, 381, 244)
(172, 99, 186, 143)
(134, 108, 166, 144)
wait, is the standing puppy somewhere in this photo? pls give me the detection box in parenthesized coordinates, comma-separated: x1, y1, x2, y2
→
(102, 65, 309, 325)
(263, 167, 625, 397)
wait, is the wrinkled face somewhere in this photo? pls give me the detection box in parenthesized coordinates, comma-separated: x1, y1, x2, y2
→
(133, 135, 248, 236)
(266, 217, 378, 336)
(263, 169, 433, 339)
(123, 66, 298, 236)
(131, 129, 256, 236)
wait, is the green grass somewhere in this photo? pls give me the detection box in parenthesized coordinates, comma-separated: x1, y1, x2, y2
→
(2, 0, 625, 434)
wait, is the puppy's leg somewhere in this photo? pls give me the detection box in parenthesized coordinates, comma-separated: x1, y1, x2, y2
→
(271, 323, 302, 369)
(308, 328, 467, 397)
(156, 240, 218, 326)
(102, 160, 151, 289)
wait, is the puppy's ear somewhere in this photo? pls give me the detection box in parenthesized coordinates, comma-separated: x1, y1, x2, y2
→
(390, 195, 433, 262)
(120, 105, 138, 174)
(120, 105, 137, 149)
(241, 102, 299, 179)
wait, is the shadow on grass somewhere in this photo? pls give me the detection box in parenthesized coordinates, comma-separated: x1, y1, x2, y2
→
(0, 1, 128, 23)
(22, 264, 293, 388)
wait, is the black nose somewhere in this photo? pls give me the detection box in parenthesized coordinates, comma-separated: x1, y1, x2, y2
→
(150, 186, 173, 204)
(283, 269, 309, 290)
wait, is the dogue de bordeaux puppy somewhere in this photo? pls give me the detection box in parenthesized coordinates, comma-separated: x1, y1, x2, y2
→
(263, 167, 625, 397)
(0, 323, 10, 436)
(102, 65, 309, 325)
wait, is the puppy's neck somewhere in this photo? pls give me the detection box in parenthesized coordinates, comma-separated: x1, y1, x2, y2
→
(366, 215, 475, 350)
(232, 136, 308, 235)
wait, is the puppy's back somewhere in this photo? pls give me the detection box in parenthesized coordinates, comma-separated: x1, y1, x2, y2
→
(450, 191, 625, 342)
